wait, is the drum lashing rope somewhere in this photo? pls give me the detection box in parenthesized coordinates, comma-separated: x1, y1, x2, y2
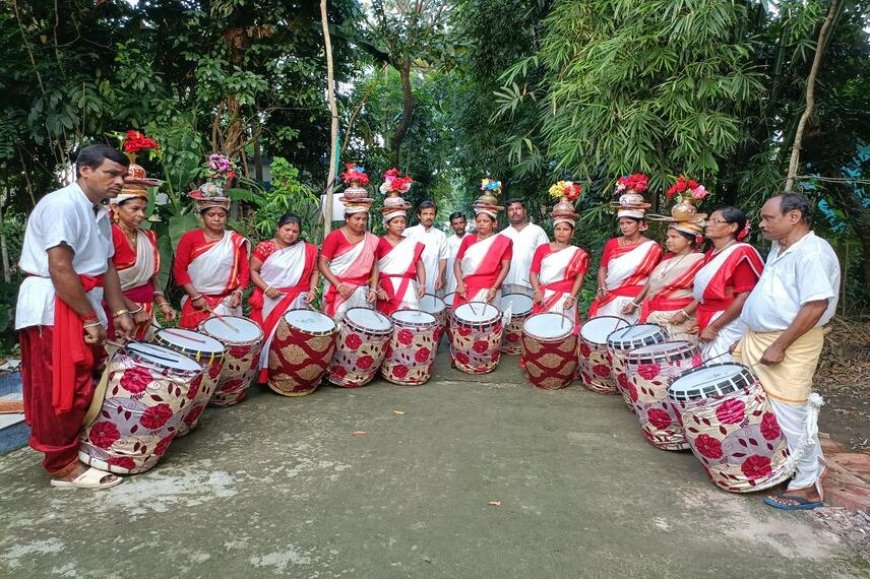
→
(780, 393, 825, 477)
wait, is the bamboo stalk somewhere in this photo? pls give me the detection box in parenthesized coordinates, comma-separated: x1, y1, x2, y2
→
(321, 0, 339, 235)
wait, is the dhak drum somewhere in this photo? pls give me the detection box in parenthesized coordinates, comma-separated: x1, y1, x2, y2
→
(521, 313, 577, 390)
(625, 340, 702, 450)
(577, 316, 629, 394)
(443, 292, 456, 342)
(444, 292, 456, 311)
(450, 302, 503, 374)
(607, 323, 667, 410)
(499, 293, 534, 355)
(79, 343, 201, 475)
(419, 293, 448, 342)
(382, 310, 438, 385)
(199, 316, 263, 406)
(328, 307, 392, 388)
(668, 363, 791, 493)
(269, 309, 337, 396)
(152, 327, 226, 437)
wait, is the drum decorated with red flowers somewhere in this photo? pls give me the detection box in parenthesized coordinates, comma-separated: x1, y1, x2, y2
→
(420, 294, 448, 343)
(499, 293, 534, 355)
(607, 323, 667, 409)
(269, 309, 337, 396)
(577, 316, 629, 394)
(200, 316, 264, 406)
(667, 363, 791, 493)
(328, 308, 392, 388)
(382, 310, 438, 385)
(79, 343, 202, 474)
(152, 327, 226, 436)
(450, 302, 503, 375)
(522, 313, 577, 390)
(625, 340, 702, 450)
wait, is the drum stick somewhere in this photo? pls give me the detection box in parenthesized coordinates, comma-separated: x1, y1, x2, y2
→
(202, 303, 239, 332)
(151, 323, 208, 344)
(108, 340, 180, 364)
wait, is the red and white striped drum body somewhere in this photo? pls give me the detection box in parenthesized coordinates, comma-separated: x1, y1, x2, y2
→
(577, 316, 629, 394)
(450, 302, 503, 374)
(328, 308, 392, 388)
(625, 341, 702, 450)
(522, 313, 577, 390)
(499, 293, 534, 355)
(419, 294, 448, 343)
(668, 363, 791, 493)
(382, 310, 438, 385)
(607, 324, 667, 410)
(269, 309, 337, 396)
(152, 328, 226, 436)
(79, 343, 201, 474)
(199, 316, 263, 406)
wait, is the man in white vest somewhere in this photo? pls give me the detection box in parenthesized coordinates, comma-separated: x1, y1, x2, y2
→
(403, 200, 448, 296)
(499, 198, 549, 297)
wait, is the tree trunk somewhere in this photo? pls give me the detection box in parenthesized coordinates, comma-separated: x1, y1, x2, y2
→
(390, 58, 415, 167)
(0, 196, 10, 283)
(785, 0, 840, 191)
(321, 0, 339, 235)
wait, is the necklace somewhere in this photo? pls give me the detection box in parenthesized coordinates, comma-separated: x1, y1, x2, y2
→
(657, 252, 692, 278)
(711, 239, 737, 256)
(121, 226, 137, 248)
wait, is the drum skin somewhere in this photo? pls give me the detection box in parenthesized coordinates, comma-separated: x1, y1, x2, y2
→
(382, 311, 438, 386)
(328, 308, 392, 388)
(199, 316, 264, 407)
(577, 316, 628, 395)
(449, 304, 503, 375)
(521, 313, 577, 390)
(269, 312, 337, 396)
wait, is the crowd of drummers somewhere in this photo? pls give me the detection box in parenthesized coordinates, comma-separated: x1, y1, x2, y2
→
(16, 145, 840, 513)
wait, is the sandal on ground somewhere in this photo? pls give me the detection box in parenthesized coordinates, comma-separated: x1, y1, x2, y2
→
(763, 492, 824, 511)
(50, 467, 123, 490)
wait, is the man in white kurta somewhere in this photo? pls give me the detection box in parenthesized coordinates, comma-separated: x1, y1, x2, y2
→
(499, 199, 549, 297)
(403, 201, 448, 296)
(444, 211, 468, 295)
(737, 193, 840, 511)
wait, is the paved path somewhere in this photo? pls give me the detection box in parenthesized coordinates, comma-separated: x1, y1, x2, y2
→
(1, 355, 867, 578)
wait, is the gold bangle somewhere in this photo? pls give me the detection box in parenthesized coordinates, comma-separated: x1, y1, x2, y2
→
(83, 321, 102, 329)
(112, 309, 130, 318)
(130, 306, 144, 315)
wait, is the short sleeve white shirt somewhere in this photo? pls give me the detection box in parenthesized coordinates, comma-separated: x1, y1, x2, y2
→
(403, 224, 448, 294)
(445, 234, 465, 294)
(741, 232, 840, 332)
(15, 182, 114, 329)
(499, 222, 549, 289)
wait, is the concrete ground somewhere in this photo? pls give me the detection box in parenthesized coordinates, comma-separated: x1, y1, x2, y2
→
(1, 353, 867, 578)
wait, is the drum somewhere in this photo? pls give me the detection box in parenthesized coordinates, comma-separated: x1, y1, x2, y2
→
(328, 308, 392, 388)
(269, 309, 337, 396)
(79, 343, 201, 474)
(577, 316, 629, 394)
(450, 302, 503, 374)
(521, 313, 577, 390)
(625, 341, 702, 450)
(419, 293, 448, 342)
(668, 363, 791, 493)
(444, 292, 456, 311)
(607, 323, 667, 410)
(199, 316, 263, 406)
(152, 328, 226, 436)
(499, 293, 535, 355)
(382, 310, 438, 385)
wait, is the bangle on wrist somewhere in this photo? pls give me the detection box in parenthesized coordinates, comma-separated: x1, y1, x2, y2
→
(81, 311, 98, 322)
(130, 306, 144, 315)
(679, 309, 689, 318)
(112, 309, 130, 318)
(153, 290, 165, 297)
(630, 300, 640, 307)
(191, 295, 203, 301)
(264, 286, 272, 293)
(83, 321, 102, 329)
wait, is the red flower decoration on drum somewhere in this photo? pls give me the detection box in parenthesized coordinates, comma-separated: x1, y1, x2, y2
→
(627, 381, 639, 403)
(345, 333, 363, 351)
(647, 408, 672, 430)
(472, 340, 489, 354)
(506, 333, 520, 343)
(637, 363, 661, 381)
(140, 403, 173, 429)
(415, 347, 431, 363)
(228, 345, 249, 359)
(186, 377, 201, 400)
(397, 329, 414, 346)
(154, 434, 175, 456)
(455, 352, 469, 366)
(457, 326, 472, 337)
(183, 404, 204, 427)
(760, 412, 781, 441)
(694, 434, 724, 460)
(89, 421, 121, 449)
(579, 343, 591, 358)
(108, 456, 137, 471)
(490, 350, 500, 362)
(691, 353, 702, 367)
(208, 363, 222, 379)
(332, 365, 348, 379)
(740, 454, 772, 480)
(120, 366, 151, 394)
(592, 364, 610, 378)
(392, 364, 409, 379)
(357, 355, 374, 370)
(715, 398, 746, 425)
(617, 373, 630, 390)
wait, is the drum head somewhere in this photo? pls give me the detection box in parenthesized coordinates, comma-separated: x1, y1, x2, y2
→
(284, 309, 337, 334)
(453, 302, 500, 324)
(155, 328, 224, 354)
(630, 340, 695, 358)
(580, 316, 629, 344)
(444, 292, 455, 308)
(419, 294, 446, 315)
(346, 308, 392, 332)
(391, 309, 436, 327)
(608, 324, 662, 342)
(523, 313, 572, 339)
(668, 363, 746, 400)
(126, 342, 201, 372)
(201, 316, 263, 343)
(500, 293, 534, 316)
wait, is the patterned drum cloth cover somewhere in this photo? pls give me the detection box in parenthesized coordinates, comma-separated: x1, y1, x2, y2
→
(625, 340, 701, 450)
(443, 292, 456, 342)
(419, 294, 448, 343)
(199, 316, 263, 406)
(382, 310, 438, 385)
(79, 343, 202, 474)
(668, 363, 791, 493)
(450, 302, 503, 375)
(152, 327, 226, 436)
(607, 323, 668, 410)
(328, 307, 392, 388)
(521, 312, 577, 390)
(499, 293, 534, 355)
(577, 316, 629, 394)
(269, 309, 337, 396)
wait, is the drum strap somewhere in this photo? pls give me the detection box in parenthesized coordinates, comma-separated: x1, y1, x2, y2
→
(81, 344, 119, 428)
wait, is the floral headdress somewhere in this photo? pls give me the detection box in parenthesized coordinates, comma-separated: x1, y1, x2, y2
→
(548, 181, 582, 202)
(341, 163, 370, 186)
(474, 178, 504, 219)
(666, 175, 709, 203)
(338, 164, 374, 215)
(380, 168, 413, 224)
(189, 153, 236, 212)
(117, 130, 160, 203)
(648, 175, 709, 236)
(610, 173, 651, 219)
(548, 181, 582, 227)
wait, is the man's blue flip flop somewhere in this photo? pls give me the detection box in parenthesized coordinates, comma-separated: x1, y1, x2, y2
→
(764, 492, 824, 511)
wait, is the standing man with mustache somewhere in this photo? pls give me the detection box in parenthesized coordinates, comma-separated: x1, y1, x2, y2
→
(16, 144, 134, 490)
